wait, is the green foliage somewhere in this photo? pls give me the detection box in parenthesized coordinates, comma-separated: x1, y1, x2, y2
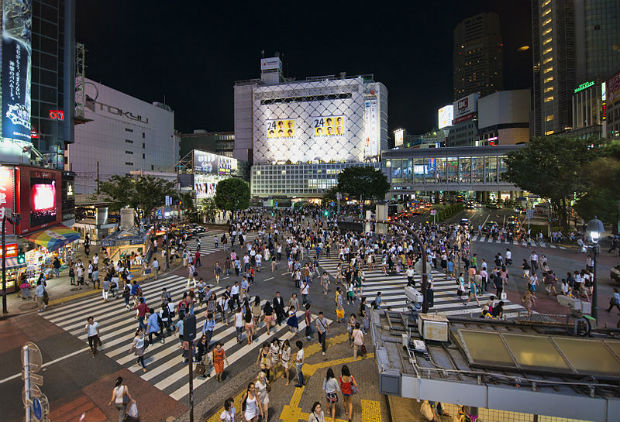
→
(504, 136, 603, 229)
(322, 186, 338, 202)
(574, 141, 620, 225)
(99, 175, 176, 220)
(198, 197, 218, 223)
(430, 203, 463, 222)
(336, 166, 389, 201)
(214, 178, 250, 212)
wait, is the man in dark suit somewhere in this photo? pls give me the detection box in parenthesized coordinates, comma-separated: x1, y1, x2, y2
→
(273, 291, 285, 326)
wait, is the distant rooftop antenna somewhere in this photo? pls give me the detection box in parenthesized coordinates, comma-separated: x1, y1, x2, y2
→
(261, 50, 265, 58)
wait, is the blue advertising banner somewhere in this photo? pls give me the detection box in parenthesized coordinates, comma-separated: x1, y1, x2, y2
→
(1, 0, 32, 143)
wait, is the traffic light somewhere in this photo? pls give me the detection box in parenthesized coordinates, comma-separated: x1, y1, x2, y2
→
(17, 251, 25, 265)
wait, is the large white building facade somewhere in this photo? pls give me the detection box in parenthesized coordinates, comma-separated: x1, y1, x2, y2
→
(68, 78, 178, 194)
(235, 57, 388, 199)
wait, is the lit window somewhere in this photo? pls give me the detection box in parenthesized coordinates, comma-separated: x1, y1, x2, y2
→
(542, 8, 551, 17)
(543, 37, 552, 45)
(281, 170, 286, 175)
(542, 0, 551, 7)
(256, 170, 261, 176)
(546, 114, 554, 122)
(543, 47, 553, 55)
(545, 130, 555, 135)
(544, 86, 554, 93)
(543, 56, 553, 64)
(543, 66, 554, 74)
(542, 17, 552, 26)
(544, 96, 554, 102)
(544, 76, 554, 84)
(542, 27, 552, 36)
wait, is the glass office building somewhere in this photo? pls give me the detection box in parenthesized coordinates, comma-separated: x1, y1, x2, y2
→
(251, 162, 379, 198)
(383, 145, 523, 201)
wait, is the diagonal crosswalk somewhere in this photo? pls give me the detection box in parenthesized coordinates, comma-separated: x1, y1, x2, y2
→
(42, 273, 318, 403)
(318, 257, 525, 319)
(469, 235, 566, 250)
(185, 232, 261, 256)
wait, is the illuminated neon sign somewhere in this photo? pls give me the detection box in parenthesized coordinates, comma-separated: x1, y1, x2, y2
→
(574, 81, 595, 93)
(49, 110, 64, 120)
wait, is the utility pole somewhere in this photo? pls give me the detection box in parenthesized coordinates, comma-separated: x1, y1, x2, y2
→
(96, 161, 100, 195)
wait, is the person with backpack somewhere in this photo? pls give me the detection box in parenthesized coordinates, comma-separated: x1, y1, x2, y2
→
(146, 308, 165, 344)
(339, 365, 358, 422)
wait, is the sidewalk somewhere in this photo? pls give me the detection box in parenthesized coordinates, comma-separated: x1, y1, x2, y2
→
(201, 325, 390, 422)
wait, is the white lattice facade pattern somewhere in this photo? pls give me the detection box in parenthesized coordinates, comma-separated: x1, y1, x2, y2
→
(252, 77, 387, 164)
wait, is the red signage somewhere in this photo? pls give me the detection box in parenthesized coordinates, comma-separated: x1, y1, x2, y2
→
(49, 110, 64, 120)
(16, 166, 62, 235)
(0, 243, 18, 258)
(0, 166, 15, 235)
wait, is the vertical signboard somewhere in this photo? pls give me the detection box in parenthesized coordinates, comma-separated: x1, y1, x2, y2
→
(17, 166, 62, 235)
(1, 0, 32, 144)
(394, 129, 404, 147)
(363, 98, 378, 158)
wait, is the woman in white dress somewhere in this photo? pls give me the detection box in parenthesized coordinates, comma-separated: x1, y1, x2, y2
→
(255, 371, 270, 421)
(270, 339, 281, 379)
(280, 339, 292, 386)
(242, 382, 259, 422)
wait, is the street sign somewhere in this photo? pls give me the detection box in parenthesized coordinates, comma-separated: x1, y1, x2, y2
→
(32, 397, 42, 421)
(430, 210, 436, 215)
(157, 209, 163, 220)
(526, 209, 534, 219)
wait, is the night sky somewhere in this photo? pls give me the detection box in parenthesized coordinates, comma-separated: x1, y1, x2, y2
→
(77, 0, 531, 136)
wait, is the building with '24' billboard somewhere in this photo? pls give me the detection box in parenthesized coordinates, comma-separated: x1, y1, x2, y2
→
(234, 56, 387, 198)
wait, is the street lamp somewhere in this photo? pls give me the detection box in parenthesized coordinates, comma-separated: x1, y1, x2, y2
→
(586, 217, 604, 323)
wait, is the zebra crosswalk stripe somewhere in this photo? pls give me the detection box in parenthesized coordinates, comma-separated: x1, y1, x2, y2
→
(42, 274, 327, 402)
(318, 257, 525, 318)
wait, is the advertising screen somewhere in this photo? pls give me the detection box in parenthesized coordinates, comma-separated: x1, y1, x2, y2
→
(0, 165, 15, 234)
(607, 71, 620, 106)
(363, 99, 378, 158)
(266, 119, 295, 139)
(30, 177, 57, 227)
(1, 0, 32, 143)
(194, 174, 219, 199)
(312, 115, 345, 137)
(193, 150, 218, 174)
(453, 93, 478, 124)
(438, 105, 454, 129)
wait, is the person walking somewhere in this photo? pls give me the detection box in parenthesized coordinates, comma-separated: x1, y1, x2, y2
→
(322, 368, 340, 422)
(108, 377, 132, 422)
(85, 316, 101, 357)
(212, 342, 229, 382)
(146, 308, 164, 345)
(304, 303, 313, 340)
(280, 340, 292, 386)
(351, 322, 364, 359)
(256, 343, 272, 380)
(607, 288, 620, 313)
(129, 328, 147, 373)
(35, 280, 47, 312)
(308, 402, 325, 422)
(335, 288, 345, 323)
(315, 311, 329, 356)
(287, 305, 298, 334)
(255, 371, 270, 421)
(294, 340, 305, 387)
(339, 365, 358, 422)
(241, 383, 259, 422)
(219, 398, 236, 422)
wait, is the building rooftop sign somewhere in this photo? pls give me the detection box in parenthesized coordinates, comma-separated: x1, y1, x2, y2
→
(574, 81, 595, 93)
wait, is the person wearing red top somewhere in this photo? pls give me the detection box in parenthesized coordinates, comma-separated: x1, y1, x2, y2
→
(195, 250, 201, 267)
(134, 297, 148, 331)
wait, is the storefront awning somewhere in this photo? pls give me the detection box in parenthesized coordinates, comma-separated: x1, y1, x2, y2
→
(23, 224, 81, 251)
